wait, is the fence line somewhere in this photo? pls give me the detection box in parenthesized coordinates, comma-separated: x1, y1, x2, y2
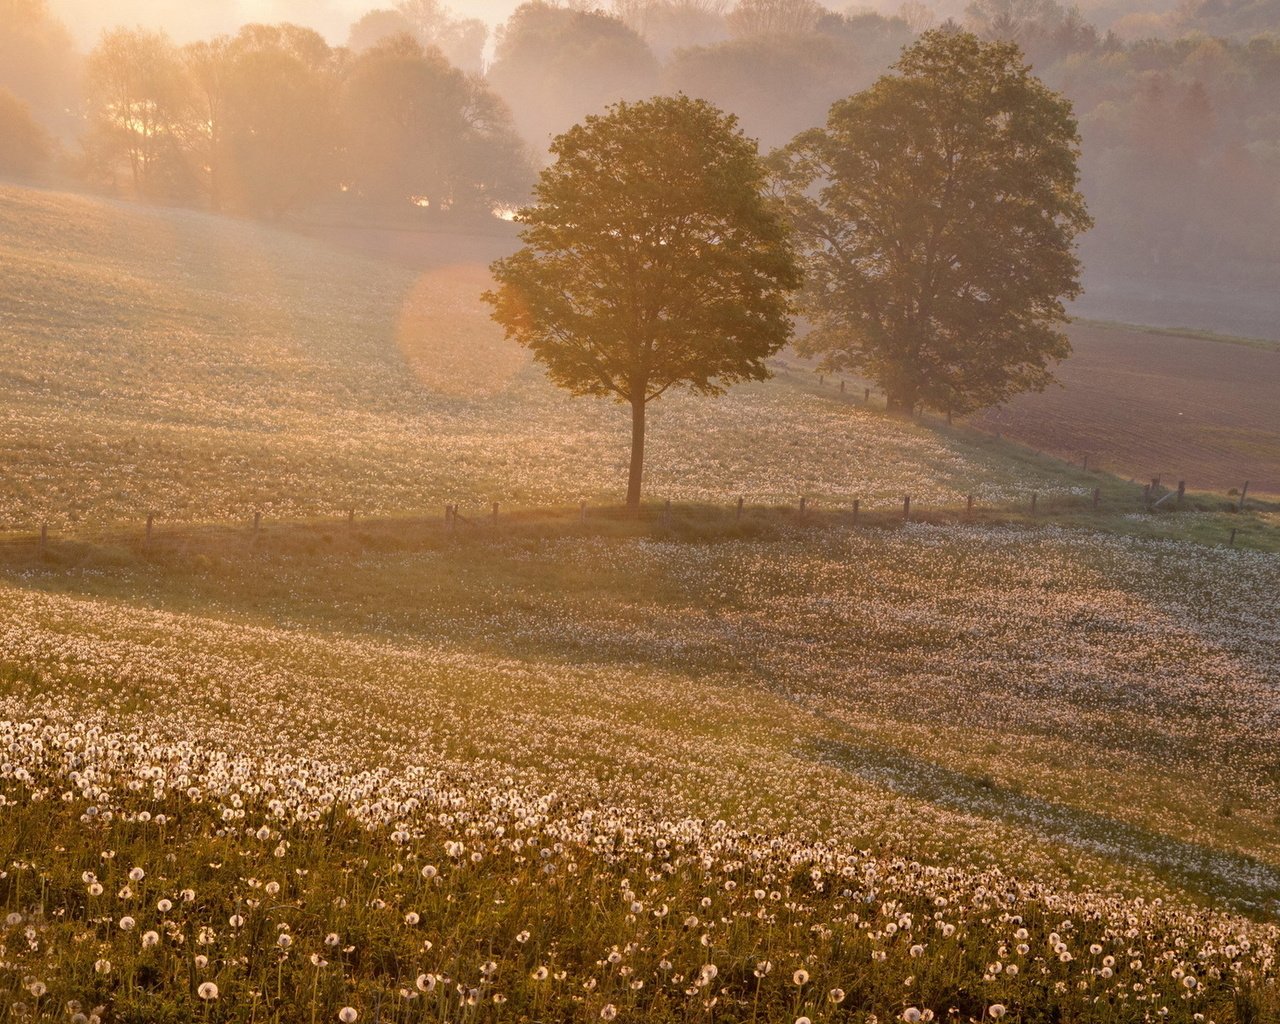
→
(0, 479, 1263, 553)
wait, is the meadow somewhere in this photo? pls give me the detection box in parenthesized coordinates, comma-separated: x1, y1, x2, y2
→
(1, 185, 1278, 1022)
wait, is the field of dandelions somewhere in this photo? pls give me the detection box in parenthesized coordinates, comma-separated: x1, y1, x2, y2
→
(1, 186, 1278, 1022)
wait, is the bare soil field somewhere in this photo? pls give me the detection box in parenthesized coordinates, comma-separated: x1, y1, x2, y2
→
(972, 321, 1280, 496)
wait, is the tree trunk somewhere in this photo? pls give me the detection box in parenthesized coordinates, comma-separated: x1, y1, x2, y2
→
(884, 392, 915, 416)
(626, 398, 646, 511)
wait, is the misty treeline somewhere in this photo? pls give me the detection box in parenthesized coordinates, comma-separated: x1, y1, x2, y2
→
(2, 0, 1279, 268)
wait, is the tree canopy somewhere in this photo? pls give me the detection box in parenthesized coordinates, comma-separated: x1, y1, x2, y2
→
(775, 29, 1092, 416)
(485, 95, 800, 508)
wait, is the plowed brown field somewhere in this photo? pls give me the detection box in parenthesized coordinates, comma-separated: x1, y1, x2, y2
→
(971, 322, 1280, 496)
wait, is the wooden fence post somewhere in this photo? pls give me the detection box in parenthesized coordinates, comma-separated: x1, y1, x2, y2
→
(1177, 481, 1185, 504)
(663, 499, 671, 525)
(851, 499, 859, 524)
(39, 522, 47, 552)
(145, 513, 154, 546)
(1238, 481, 1249, 513)
(903, 495, 911, 522)
(580, 500, 587, 523)
(799, 496, 807, 516)
(839, 380, 845, 394)
(736, 496, 743, 521)
(347, 509, 355, 528)
(1092, 487, 1101, 510)
(966, 494, 974, 519)
(492, 502, 499, 524)
(1082, 454, 1089, 471)
(1030, 493, 1037, 516)
(864, 387, 870, 404)
(1142, 484, 1151, 508)
(1229, 527, 1238, 547)
(253, 511, 260, 534)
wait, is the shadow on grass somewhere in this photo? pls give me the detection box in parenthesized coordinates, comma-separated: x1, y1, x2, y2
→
(804, 732, 1280, 916)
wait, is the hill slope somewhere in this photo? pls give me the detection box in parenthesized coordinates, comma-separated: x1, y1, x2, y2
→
(0, 185, 1072, 531)
(1, 186, 1278, 1021)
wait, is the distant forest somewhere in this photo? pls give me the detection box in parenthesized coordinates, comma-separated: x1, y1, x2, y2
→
(3, 0, 1279, 287)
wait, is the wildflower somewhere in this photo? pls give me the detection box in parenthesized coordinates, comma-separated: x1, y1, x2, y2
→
(338, 1009, 358, 1023)
(198, 982, 219, 1000)
(404, 912, 420, 926)
(829, 988, 846, 1003)
(129, 867, 145, 882)
(29, 981, 46, 997)
(903, 1010, 923, 1023)
(600, 1006, 617, 1021)
(94, 960, 111, 975)
(989, 1006, 1007, 1019)
(793, 969, 809, 986)
(142, 930, 160, 948)
(118, 916, 136, 931)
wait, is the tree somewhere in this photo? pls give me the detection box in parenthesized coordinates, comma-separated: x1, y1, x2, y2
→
(348, 9, 419, 52)
(488, 3, 659, 147)
(340, 34, 531, 213)
(0, 0, 79, 138)
(774, 30, 1091, 416)
(0, 88, 52, 177)
(85, 28, 194, 196)
(726, 0, 825, 38)
(219, 24, 340, 218)
(397, 0, 488, 73)
(484, 96, 800, 508)
(183, 36, 232, 210)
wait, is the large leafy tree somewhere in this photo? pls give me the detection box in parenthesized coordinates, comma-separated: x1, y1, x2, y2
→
(484, 95, 800, 509)
(775, 30, 1092, 416)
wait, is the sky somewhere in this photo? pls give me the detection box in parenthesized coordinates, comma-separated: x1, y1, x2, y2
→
(49, 0, 524, 46)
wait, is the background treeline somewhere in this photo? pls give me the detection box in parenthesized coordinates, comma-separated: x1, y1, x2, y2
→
(3, 0, 1280, 277)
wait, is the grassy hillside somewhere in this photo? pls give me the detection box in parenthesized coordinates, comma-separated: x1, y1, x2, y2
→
(0, 185, 1088, 532)
(1, 186, 1278, 1022)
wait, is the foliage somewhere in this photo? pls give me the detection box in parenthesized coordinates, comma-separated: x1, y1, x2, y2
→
(0, 88, 52, 178)
(775, 30, 1092, 417)
(84, 28, 195, 198)
(663, 14, 913, 150)
(0, 0, 79, 135)
(340, 35, 531, 214)
(488, 1, 660, 146)
(485, 96, 800, 507)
